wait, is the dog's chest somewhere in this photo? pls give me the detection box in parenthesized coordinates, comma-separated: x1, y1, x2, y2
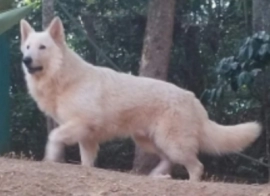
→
(27, 78, 58, 119)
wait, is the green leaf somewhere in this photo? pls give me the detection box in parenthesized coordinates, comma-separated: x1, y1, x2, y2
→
(0, 5, 33, 35)
(262, 32, 270, 42)
(244, 37, 251, 46)
(238, 45, 248, 61)
(209, 89, 216, 103)
(241, 62, 246, 69)
(86, 0, 95, 5)
(250, 68, 261, 77)
(258, 43, 269, 57)
(230, 62, 238, 70)
(216, 86, 223, 101)
(257, 31, 268, 41)
(237, 71, 252, 87)
(248, 43, 253, 59)
(217, 60, 230, 74)
(251, 38, 262, 56)
(23, 0, 34, 5)
(217, 56, 235, 74)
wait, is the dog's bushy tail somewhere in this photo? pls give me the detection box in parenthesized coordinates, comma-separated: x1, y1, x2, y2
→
(200, 121, 262, 155)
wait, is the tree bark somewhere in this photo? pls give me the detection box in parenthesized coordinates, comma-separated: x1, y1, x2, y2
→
(42, 0, 55, 29)
(252, 0, 270, 182)
(183, 25, 204, 97)
(81, 12, 97, 64)
(133, 0, 176, 174)
(42, 0, 58, 133)
(253, 0, 270, 33)
(139, 0, 175, 79)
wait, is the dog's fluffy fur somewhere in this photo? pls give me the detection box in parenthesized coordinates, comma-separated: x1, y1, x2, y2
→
(20, 17, 261, 181)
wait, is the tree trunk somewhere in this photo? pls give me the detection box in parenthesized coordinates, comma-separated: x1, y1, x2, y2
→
(81, 12, 97, 64)
(42, 0, 58, 134)
(262, 71, 270, 182)
(183, 25, 204, 97)
(42, 0, 55, 29)
(252, 0, 270, 182)
(132, 0, 176, 174)
(139, 0, 175, 79)
(253, 0, 270, 33)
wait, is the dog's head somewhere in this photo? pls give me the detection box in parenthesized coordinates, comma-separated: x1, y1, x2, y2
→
(20, 17, 65, 76)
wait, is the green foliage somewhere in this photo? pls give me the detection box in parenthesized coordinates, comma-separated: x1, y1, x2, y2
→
(10, 93, 46, 159)
(23, 0, 41, 5)
(86, 0, 95, 6)
(0, 4, 33, 35)
(217, 31, 270, 92)
(202, 31, 270, 106)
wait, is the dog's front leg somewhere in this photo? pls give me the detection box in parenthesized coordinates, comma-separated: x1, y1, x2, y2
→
(79, 139, 99, 167)
(44, 120, 88, 163)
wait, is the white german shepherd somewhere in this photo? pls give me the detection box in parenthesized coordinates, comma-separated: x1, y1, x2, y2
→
(20, 17, 261, 181)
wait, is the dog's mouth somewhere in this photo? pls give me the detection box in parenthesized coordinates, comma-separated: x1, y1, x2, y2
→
(24, 64, 43, 74)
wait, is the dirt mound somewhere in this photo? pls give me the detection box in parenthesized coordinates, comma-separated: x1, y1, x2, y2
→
(0, 158, 268, 196)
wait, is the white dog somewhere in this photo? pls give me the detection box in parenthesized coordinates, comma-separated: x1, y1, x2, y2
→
(20, 17, 261, 181)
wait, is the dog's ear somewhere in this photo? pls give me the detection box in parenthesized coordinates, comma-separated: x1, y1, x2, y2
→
(20, 19, 34, 44)
(47, 17, 65, 43)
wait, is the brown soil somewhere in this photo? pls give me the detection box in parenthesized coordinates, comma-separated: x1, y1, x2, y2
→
(0, 158, 269, 196)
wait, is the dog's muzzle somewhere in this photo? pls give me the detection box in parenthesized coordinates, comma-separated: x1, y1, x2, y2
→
(22, 56, 43, 74)
(25, 64, 43, 74)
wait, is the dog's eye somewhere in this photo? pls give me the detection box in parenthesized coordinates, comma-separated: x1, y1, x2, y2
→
(39, 45, 46, 50)
(26, 45, 30, 49)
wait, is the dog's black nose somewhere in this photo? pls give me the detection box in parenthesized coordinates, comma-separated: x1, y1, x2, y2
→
(22, 56, 32, 66)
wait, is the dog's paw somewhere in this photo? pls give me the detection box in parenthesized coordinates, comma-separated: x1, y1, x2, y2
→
(150, 174, 172, 180)
(42, 156, 64, 163)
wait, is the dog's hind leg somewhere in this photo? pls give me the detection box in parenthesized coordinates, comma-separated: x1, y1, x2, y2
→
(134, 135, 172, 179)
(160, 139, 203, 181)
(149, 155, 172, 179)
(153, 111, 203, 181)
(44, 120, 89, 163)
(79, 139, 99, 167)
(182, 155, 203, 181)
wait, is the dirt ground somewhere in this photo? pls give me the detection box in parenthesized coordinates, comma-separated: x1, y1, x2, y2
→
(0, 158, 269, 196)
